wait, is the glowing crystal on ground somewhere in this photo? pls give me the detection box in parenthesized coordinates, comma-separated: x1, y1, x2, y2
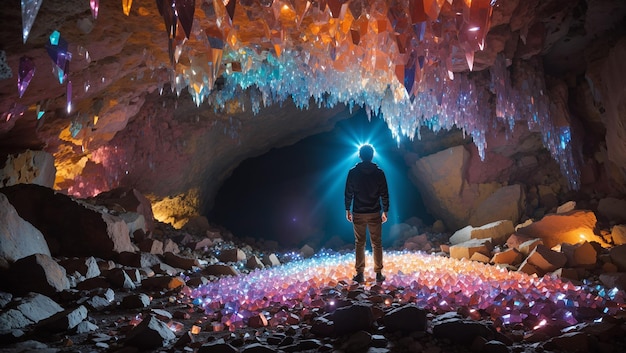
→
(188, 251, 624, 332)
(21, 0, 43, 43)
(17, 56, 35, 98)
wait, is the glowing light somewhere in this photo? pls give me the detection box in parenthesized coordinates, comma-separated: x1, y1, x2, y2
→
(468, 26, 480, 32)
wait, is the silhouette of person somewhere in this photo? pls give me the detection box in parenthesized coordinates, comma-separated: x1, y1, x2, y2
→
(344, 144, 389, 283)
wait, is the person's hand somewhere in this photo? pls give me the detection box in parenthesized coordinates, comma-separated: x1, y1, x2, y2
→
(346, 210, 353, 222)
(381, 212, 388, 223)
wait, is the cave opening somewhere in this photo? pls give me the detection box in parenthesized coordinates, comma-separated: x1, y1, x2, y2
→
(208, 111, 434, 249)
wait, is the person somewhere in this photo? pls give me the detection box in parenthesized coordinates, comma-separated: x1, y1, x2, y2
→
(344, 144, 389, 283)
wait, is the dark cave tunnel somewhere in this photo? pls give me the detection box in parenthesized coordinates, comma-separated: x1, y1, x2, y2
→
(207, 112, 434, 249)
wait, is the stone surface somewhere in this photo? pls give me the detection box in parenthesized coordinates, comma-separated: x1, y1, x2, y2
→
(491, 248, 523, 266)
(6, 254, 70, 295)
(0, 184, 134, 259)
(450, 220, 514, 246)
(246, 256, 264, 270)
(0, 150, 56, 188)
(609, 244, 626, 271)
(164, 252, 199, 270)
(218, 248, 247, 263)
(449, 238, 494, 260)
(124, 315, 176, 349)
(332, 303, 374, 335)
(468, 184, 525, 227)
(0, 193, 50, 266)
(598, 197, 626, 224)
(526, 245, 568, 273)
(58, 257, 100, 279)
(556, 201, 576, 214)
(262, 254, 281, 267)
(432, 313, 494, 345)
(40, 305, 88, 332)
(611, 225, 626, 245)
(91, 187, 155, 232)
(137, 238, 164, 254)
(16, 293, 64, 324)
(383, 304, 428, 332)
(516, 210, 598, 248)
(121, 294, 151, 309)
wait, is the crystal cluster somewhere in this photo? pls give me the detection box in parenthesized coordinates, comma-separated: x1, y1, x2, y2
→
(188, 251, 624, 332)
(16, 0, 580, 188)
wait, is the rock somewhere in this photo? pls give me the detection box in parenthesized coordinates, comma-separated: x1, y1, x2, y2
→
(311, 316, 335, 337)
(0, 150, 56, 188)
(599, 273, 626, 289)
(450, 220, 514, 246)
(537, 185, 558, 211)
(0, 184, 135, 259)
(470, 252, 491, 263)
(517, 260, 540, 275)
(343, 331, 372, 352)
(556, 201, 576, 214)
(246, 256, 264, 270)
(118, 212, 147, 236)
(262, 253, 281, 267)
(449, 238, 494, 260)
(75, 320, 99, 333)
(483, 340, 510, 353)
(432, 313, 494, 345)
(0, 193, 51, 267)
(163, 239, 180, 254)
(152, 262, 179, 276)
(432, 220, 446, 233)
(218, 248, 247, 263)
(468, 184, 525, 227)
(241, 343, 275, 352)
(91, 187, 155, 232)
(248, 314, 268, 328)
(517, 238, 543, 256)
(597, 197, 626, 224)
(610, 225, 626, 245)
(204, 264, 239, 277)
(117, 252, 162, 268)
(544, 332, 590, 352)
(75, 277, 110, 291)
(505, 233, 534, 249)
(40, 305, 88, 332)
(58, 257, 100, 279)
(552, 268, 580, 281)
(300, 244, 315, 258)
(0, 309, 33, 332)
(526, 245, 567, 273)
(16, 293, 64, 324)
(383, 304, 428, 332)
(0, 291, 12, 307)
(141, 276, 185, 290)
(124, 315, 175, 349)
(121, 294, 151, 309)
(609, 244, 626, 271)
(164, 252, 198, 270)
(198, 341, 238, 353)
(181, 215, 212, 234)
(137, 239, 164, 254)
(332, 303, 374, 335)
(7, 254, 70, 296)
(491, 248, 523, 265)
(516, 210, 598, 248)
(104, 268, 136, 289)
(189, 238, 213, 251)
(561, 242, 597, 267)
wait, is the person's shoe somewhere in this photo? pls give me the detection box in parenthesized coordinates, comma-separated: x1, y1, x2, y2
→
(376, 272, 385, 282)
(352, 272, 364, 283)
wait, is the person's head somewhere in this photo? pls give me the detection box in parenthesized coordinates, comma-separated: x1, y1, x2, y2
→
(359, 144, 374, 162)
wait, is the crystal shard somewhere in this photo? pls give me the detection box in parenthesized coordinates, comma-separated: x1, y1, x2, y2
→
(17, 56, 35, 98)
(46, 31, 72, 84)
(90, 0, 99, 19)
(21, 0, 43, 43)
(175, 0, 195, 39)
(122, 0, 132, 16)
(66, 80, 72, 114)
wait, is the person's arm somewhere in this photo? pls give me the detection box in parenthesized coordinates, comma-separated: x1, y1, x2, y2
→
(345, 171, 354, 222)
(380, 171, 389, 223)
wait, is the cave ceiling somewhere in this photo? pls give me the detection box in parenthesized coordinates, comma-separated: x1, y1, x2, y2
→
(1, 0, 626, 203)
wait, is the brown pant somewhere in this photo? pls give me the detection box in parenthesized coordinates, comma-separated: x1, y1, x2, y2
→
(353, 212, 383, 274)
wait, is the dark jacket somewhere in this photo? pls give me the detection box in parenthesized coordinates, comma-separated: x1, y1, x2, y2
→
(345, 161, 389, 214)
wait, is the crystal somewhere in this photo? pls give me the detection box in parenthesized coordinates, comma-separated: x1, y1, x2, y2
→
(17, 56, 35, 98)
(122, 0, 132, 16)
(66, 80, 72, 114)
(175, 0, 195, 39)
(46, 31, 72, 84)
(21, 0, 43, 43)
(90, 0, 99, 19)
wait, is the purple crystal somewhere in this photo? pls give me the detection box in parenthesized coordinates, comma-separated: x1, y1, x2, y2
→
(175, 0, 195, 39)
(90, 0, 99, 19)
(17, 56, 35, 98)
(46, 31, 72, 84)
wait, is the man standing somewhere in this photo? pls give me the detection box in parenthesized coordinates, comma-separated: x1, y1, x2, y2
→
(345, 144, 389, 283)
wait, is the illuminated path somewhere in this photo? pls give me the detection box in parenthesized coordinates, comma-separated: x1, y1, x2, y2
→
(187, 251, 625, 331)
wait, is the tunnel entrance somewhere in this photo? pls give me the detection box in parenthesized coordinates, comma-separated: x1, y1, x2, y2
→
(207, 111, 434, 249)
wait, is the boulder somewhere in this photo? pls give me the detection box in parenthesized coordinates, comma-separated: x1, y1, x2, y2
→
(262, 253, 281, 267)
(526, 245, 567, 273)
(137, 239, 164, 254)
(164, 252, 199, 270)
(0, 150, 56, 188)
(383, 304, 428, 332)
(218, 248, 246, 263)
(468, 185, 525, 227)
(0, 193, 50, 266)
(517, 238, 543, 256)
(609, 244, 626, 271)
(450, 220, 514, 246)
(560, 242, 597, 267)
(117, 252, 162, 268)
(516, 210, 598, 248)
(432, 313, 494, 345)
(6, 254, 70, 296)
(58, 257, 100, 279)
(118, 212, 147, 235)
(556, 201, 576, 214)
(0, 184, 135, 259)
(332, 303, 374, 335)
(610, 225, 626, 245)
(204, 264, 239, 277)
(124, 315, 176, 349)
(246, 256, 264, 270)
(90, 187, 155, 232)
(491, 248, 523, 266)
(449, 238, 493, 260)
(300, 244, 315, 258)
(40, 305, 88, 332)
(597, 197, 626, 224)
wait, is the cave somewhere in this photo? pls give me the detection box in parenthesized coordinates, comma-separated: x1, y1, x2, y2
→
(1, 0, 626, 352)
